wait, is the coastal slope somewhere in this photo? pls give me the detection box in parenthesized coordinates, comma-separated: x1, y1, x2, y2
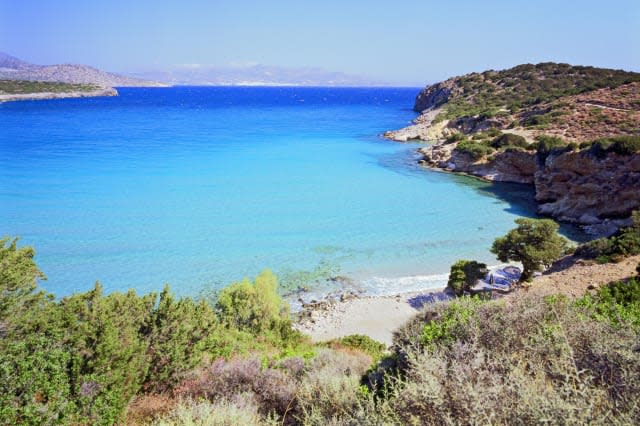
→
(385, 63, 640, 231)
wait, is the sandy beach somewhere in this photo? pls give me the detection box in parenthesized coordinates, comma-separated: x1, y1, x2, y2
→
(296, 255, 640, 346)
(295, 289, 452, 345)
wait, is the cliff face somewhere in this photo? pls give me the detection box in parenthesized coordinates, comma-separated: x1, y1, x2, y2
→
(413, 79, 460, 112)
(418, 144, 537, 184)
(535, 151, 640, 224)
(418, 141, 640, 228)
(387, 63, 640, 231)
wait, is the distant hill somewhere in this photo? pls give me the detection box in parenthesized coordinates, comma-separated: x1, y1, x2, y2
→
(0, 52, 164, 87)
(129, 64, 387, 87)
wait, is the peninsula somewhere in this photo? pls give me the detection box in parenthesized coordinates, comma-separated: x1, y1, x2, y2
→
(0, 52, 164, 102)
(386, 63, 640, 235)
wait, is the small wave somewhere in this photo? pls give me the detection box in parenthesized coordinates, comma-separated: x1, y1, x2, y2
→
(361, 272, 450, 296)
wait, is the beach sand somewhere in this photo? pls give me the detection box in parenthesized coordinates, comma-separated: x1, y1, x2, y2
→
(295, 290, 451, 346)
(295, 255, 640, 346)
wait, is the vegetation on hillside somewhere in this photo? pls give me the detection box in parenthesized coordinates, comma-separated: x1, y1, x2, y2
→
(0, 238, 310, 425)
(3, 216, 640, 424)
(0, 80, 99, 95)
(576, 211, 640, 263)
(433, 63, 640, 122)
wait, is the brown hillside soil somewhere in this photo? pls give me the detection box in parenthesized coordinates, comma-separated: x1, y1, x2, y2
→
(521, 82, 640, 142)
(515, 254, 640, 299)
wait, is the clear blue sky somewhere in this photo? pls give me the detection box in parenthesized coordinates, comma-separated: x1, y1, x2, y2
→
(1, 0, 638, 85)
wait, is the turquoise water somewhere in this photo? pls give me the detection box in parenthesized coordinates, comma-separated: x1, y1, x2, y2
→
(1, 87, 546, 298)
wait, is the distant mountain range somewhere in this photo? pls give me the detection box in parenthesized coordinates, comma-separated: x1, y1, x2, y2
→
(0, 52, 164, 87)
(128, 64, 388, 87)
(0, 52, 390, 87)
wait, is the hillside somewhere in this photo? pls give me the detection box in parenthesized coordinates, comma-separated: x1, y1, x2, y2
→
(385, 63, 640, 231)
(387, 62, 640, 142)
(0, 52, 164, 88)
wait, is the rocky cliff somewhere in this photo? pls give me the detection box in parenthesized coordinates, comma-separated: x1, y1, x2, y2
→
(419, 143, 640, 229)
(387, 63, 640, 231)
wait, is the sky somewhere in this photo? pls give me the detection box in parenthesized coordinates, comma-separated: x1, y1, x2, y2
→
(1, 0, 638, 85)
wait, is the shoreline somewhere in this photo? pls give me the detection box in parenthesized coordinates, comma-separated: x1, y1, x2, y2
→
(0, 87, 118, 102)
(295, 254, 640, 346)
(294, 287, 452, 345)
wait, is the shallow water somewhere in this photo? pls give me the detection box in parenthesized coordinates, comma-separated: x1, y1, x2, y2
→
(0, 87, 573, 298)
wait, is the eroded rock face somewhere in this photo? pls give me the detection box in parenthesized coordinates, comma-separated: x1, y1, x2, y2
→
(414, 79, 461, 112)
(418, 145, 537, 184)
(535, 151, 640, 223)
(419, 140, 640, 225)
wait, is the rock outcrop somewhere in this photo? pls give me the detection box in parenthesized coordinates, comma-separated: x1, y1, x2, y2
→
(535, 150, 640, 224)
(418, 144, 537, 184)
(385, 63, 640, 230)
(413, 79, 461, 111)
(384, 108, 452, 142)
(417, 138, 640, 228)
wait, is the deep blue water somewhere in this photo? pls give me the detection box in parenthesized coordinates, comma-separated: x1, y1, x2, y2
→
(1, 87, 547, 299)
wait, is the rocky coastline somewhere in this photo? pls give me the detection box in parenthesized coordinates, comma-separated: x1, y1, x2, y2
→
(384, 65, 640, 235)
(0, 86, 119, 102)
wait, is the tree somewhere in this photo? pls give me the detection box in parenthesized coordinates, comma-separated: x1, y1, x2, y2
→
(491, 218, 567, 281)
(0, 237, 46, 320)
(447, 260, 488, 296)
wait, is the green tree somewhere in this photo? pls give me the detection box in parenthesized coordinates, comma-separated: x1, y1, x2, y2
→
(447, 260, 488, 296)
(491, 218, 567, 281)
(216, 269, 290, 334)
(0, 237, 47, 320)
(145, 285, 218, 392)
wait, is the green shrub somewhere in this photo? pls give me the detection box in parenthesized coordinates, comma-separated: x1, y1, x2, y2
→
(420, 297, 483, 346)
(0, 237, 47, 320)
(535, 133, 565, 154)
(0, 238, 309, 424)
(386, 292, 640, 424)
(490, 133, 529, 149)
(577, 278, 640, 328)
(445, 132, 466, 143)
(576, 212, 640, 261)
(326, 334, 386, 363)
(454, 140, 495, 160)
(589, 135, 640, 157)
(446, 260, 488, 296)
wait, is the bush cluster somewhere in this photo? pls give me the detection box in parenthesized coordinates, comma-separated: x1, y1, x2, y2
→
(446, 259, 488, 296)
(490, 132, 528, 149)
(0, 238, 306, 425)
(587, 135, 640, 157)
(384, 291, 640, 424)
(454, 139, 495, 160)
(435, 62, 640, 121)
(575, 211, 640, 263)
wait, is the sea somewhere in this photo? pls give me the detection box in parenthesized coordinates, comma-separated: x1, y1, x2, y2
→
(0, 87, 579, 301)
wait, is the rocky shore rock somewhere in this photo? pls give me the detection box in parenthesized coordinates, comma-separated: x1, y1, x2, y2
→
(417, 138, 640, 229)
(383, 107, 452, 142)
(535, 150, 640, 225)
(419, 145, 537, 184)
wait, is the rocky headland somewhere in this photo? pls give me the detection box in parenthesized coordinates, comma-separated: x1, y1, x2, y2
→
(386, 63, 640, 233)
(0, 51, 166, 102)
